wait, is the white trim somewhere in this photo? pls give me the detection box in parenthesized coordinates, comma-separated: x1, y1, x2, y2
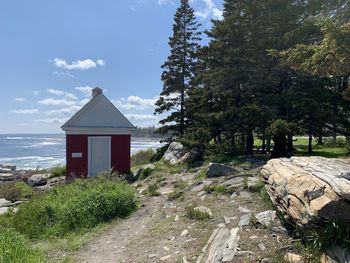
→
(88, 136, 111, 177)
(65, 128, 131, 135)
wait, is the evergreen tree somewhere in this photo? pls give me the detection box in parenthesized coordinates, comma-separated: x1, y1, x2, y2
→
(154, 0, 201, 137)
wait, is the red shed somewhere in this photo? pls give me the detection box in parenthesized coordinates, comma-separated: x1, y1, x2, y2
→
(61, 87, 135, 179)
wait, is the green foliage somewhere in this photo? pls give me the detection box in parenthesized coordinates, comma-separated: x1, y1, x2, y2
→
(185, 205, 211, 221)
(131, 149, 155, 167)
(0, 181, 33, 202)
(249, 179, 266, 193)
(50, 166, 66, 178)
(168, 180, 187, 201)
(11, 178, 138, 238)
(150, 144, 169, 162)
(147, 183, 160, 197)
(138, 168, 153, 180)
(204, 184, 234, 195)
(154, 0, 201, 136)
(0, 228, 44, 263)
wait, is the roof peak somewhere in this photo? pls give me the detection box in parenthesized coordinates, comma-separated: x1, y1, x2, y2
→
(92, 87, 103, 97)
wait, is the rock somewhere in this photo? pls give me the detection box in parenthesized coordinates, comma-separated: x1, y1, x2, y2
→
(238, 206, 252, 213)
(162, 246, 170, 252)
(239, 213, 252, 227)
(261, 258, 272, 263)
(0, 163, 16, 173)
(181, 230, 189, 237)
(194, 206, 213, 217)
(182, 256, 190, 263)
(163, 142, 201, 164)
(175, 215, 179, 221)
(258, 243, 266, 251)
(197, 227, 240, 263)
(284, 253, 302, 263)
(206, 163, 239, 178)
(160, 255, 171, 261)
(0, 173, 20, 182)
(27, 173, 49, 187)
(261, 157, 350, 227)
(255, 210, 276, 227)
(0, 207, 18, 215)
(272, 226, 289, 235)
(192, 180, 212, 192)
(325, 246, 350, 263)
(239, 191, 252, 199)
(224, 216, 230, 225)
(0, 198, 12, 207)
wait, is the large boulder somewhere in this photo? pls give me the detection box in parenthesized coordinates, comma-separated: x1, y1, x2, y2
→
(27, 173, 49, 187)
(163, 142, 201, 164)
(206, 163, 239, 178)
(261, 157, 350, 228)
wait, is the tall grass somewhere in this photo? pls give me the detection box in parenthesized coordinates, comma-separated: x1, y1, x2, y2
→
(12, 178, 138, 238)
(131, 149, 155, 167)
(0, 228, 44, 263)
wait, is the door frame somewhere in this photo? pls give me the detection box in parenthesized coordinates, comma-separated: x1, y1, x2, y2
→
(88, 136, 111, 177)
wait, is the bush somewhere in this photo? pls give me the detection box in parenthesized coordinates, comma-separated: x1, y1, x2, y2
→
(0, 228, 44, 263)
(12, 178, 138, 238)
(131, 149, 155, 167)
(0, 181, 33, 202)
(204, 184, 235, 195)
(147, 183, 160, 197)
(49, 166, 66, 178)
(150, 144, 169, 162)
(138, 167, 153, 180)
(185, 205, 211, 221)
(168, 180, 187, 201)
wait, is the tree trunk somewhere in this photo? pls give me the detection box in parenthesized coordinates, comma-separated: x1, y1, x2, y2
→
(270, 135, 288, 159)
(308, 125, 313, 154)
(317, 136, 324, 145)
(266, 137, 271, 154)
(287, 134, 293, 155)
(240, 133, 245, 152)
(262, 129, 266, 154)
(245, 130, 254, 156)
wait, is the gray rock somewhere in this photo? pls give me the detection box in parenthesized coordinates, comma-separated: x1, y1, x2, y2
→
(0, 207, 18, 215)
(326, 245, 350, 263)
(239, 191, 252, 199)
(27, 173, 49, 187)
(238, 206, 252, 213)
(262, 157, 350, 227)
(261, 258, 272, 263)
(258, 243, 266, 251)
(163, 142, 201, 164)
(0, 163, 16, 172)
(0, 198, 12, 207)
(239, 213, 252, 227)
(0, 173, 20, 182)
(206, 163, 238, 178)
(255, 210, 276, 227)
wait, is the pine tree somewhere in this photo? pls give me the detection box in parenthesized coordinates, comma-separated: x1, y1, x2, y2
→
(154, 0, 201, 137)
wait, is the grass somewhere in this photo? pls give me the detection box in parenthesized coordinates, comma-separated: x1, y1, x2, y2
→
(6, 177, 138, 239)
(0, 181, 33, 202)
(147, 183, 160, 197)
(49, 166, 66, 178)
(204, 184, 235, 195)
(0, 228, 44, 263)
(185, 205, 211, 221)
(131, 149, 155, 167)
(295, 145, 349, 158)
(168, 180, 187, 201)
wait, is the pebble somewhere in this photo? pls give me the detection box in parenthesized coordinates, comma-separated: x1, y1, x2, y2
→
(162, 246, 170, 252)
(238, 206, 252, 213)
(160, 255, 171, 261)
(249, 235, 258, 240)
(224, 216, 230, 224)
(258, 243, 266, 251)
(181, 230, 189, 237)
(175, 215, 179, 221)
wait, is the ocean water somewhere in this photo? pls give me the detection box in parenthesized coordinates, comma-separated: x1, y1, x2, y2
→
(0, 134, 163, 170)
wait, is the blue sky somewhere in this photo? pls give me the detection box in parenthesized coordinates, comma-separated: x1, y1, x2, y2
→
(0, 0, 223, 134)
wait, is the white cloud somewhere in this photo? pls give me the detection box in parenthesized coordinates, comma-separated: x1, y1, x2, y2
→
(113, 96, 157, 110)
(12, 109, 39, 114)
(158, 0, 174, 6)
(45, 105, 81, 116)
(14, 98, 26, 102)
(125, 114, 158, 121)
(190, 0, 223, 20)
(53, 58, 106, 70)
(35, 118, 68, 124)
(47, 88, 65, 96)
(38, 98, 76, 106)
(53, 71, 75, 78)
(75, 86, 93, 97)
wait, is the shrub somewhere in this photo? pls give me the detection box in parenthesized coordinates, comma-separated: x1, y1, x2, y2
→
(138, 167, 153, 180)
(185, 205, 211, 221)
(0, 181, 33, 202)
(150, 144, 169, 162)
(12, 178, 138, 238)
(131, 149, 155, 167)
(49, 166, 66, 178)
(147, 183, 160, 197)
(0, 228, 44, 263)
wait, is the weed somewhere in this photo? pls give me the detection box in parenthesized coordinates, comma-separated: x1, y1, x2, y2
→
(0, 228, 44, 262)
(204, 184, 234, 195)
(185, 205, 211, 221)
(249, 179, 265, 192)
(168, 190, 184, 201)
(243, 177, 248, 190)
(50, 166, 66, 178)
(139, 167, 153, 180)
(131, 149, 155, 167)
(11, 177, 138, 238)
(147, 183, 160, 197)
(0, 181, 33, 202)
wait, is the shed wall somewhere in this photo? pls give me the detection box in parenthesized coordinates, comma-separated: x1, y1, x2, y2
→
(66, 134, 131, 179)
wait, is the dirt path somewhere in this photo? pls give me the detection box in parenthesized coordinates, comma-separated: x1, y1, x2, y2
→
(75, 196, 165, 263)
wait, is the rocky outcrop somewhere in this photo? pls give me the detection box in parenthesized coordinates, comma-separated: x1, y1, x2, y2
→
(206, 163, 239, 178)
(261, 157, 350, 227)
(27, 173, 49, 187)
(163, 142, 201, 164)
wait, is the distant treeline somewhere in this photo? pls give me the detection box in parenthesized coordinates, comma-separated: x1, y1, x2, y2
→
(131, 126, 167, 139)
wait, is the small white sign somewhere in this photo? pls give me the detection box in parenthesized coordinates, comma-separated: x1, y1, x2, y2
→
(72, 152, 82, 158)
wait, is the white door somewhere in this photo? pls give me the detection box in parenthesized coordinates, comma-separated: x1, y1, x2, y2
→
(88, 136, 111, 177)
